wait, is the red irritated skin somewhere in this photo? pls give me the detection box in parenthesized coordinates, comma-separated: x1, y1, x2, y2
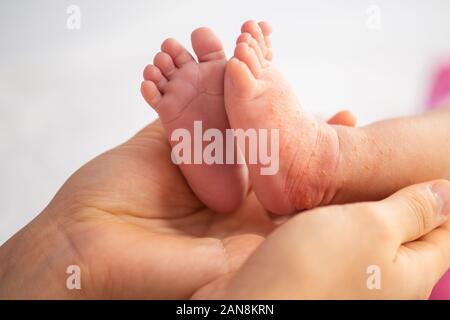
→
(142, 20, 348, 215)
(143, 20, 450, 216)
(1, 119, 450, 299)
(225, 20, 450, 214)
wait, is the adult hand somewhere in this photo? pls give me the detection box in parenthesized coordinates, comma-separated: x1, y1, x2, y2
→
(0, 113, 352, 299)
(0, 121, 275, 299)
(214, 180, 450, 299)
(1, 120, 449, 299)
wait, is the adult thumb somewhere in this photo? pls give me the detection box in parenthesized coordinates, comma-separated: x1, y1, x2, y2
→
(377, 179, 450, 245)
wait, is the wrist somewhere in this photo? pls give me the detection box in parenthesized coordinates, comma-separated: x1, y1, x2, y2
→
(0, 210, 83, 299)
(0, 240, 10, 292)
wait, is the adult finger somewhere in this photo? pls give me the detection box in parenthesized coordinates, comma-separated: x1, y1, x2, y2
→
(376, 180, 450, 246)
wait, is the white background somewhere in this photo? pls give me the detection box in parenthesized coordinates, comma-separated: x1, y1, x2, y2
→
(1, 0, 450, 244)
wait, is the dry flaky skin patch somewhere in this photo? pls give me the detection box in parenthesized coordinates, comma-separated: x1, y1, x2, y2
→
(140, 20, 363, 215)
(143, 20, 450, 217)
(284, 122, 341, 211)
(224, 20, 343, 214)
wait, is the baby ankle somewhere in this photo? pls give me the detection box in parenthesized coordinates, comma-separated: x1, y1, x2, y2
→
(285, 124, 342, 210)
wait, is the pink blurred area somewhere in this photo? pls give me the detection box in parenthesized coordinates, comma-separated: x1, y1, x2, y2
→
(426, 62, 450, 300)
(431, 271, 450, 300)
(426, 63, 450, 109)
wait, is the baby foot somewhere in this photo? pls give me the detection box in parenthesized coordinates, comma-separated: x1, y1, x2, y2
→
(224, 21, 341, 214)
(141, 28, 248, 213)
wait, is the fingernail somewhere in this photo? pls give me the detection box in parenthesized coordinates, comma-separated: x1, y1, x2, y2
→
(430, 180, 450, 218)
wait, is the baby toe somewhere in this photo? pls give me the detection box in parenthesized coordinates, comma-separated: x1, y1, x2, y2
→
(143, 64, 168, 92)
(153, 51, 176, 78)
(161, 38, 195, 68)
(234, 42, 261, 78)
(141, 81, 162, 109)
(241, 20, 267, 57)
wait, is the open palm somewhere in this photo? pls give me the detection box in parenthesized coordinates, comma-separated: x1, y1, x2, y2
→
(45, 120, 275, 299)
